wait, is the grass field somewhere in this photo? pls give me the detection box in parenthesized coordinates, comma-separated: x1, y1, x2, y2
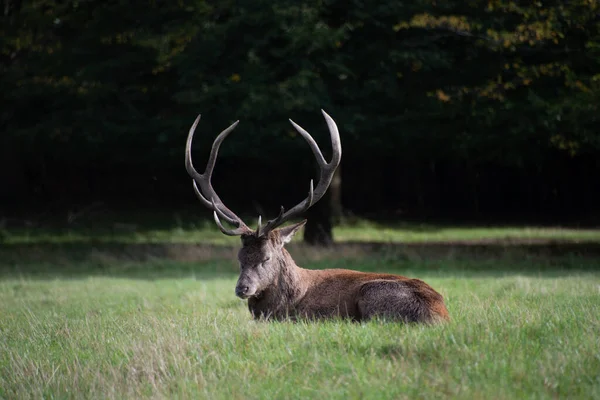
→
(4, 213, 600, 245)
(1, 222, 599, 399)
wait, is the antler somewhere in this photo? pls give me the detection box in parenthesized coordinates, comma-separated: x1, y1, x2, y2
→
(185, 115, 251, 236)
(258, 109, 342, 236)
(185, 111, 341, 237)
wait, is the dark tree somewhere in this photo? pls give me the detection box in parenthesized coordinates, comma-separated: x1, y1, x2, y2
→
(2, 0, 599, 226)
(304, 189, 334, 246)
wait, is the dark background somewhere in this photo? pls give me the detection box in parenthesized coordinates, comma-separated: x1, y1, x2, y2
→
(2, 0, 599, 235)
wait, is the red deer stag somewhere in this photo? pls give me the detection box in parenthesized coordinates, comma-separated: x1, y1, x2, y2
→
(185, 110, 449, 323)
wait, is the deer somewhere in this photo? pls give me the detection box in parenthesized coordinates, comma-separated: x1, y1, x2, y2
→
(185, 110, 449, 323)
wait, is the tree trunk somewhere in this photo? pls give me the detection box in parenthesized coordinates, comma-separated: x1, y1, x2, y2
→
(0, 139, 26, 207)
(303, 187, 333, 246)
(303, 166, 341, 246)
(330, 165, 343, 224)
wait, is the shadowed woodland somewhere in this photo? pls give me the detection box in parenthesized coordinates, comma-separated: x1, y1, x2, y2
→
(1, 0, 600, 244)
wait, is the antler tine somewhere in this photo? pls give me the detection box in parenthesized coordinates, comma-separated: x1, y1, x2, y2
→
(258, 206, 285, 236)
(259, 110, 341, 236)
(321, 109, 342, 166)
(288, 120, 327, 167)
(185, 114, 250, 233)
(256, 215, 262, 237)
(211, 198, 250, 236)
(191, 180, 213, 209)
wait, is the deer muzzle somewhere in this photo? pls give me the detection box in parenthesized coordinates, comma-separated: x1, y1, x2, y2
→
(235, 282, 259, 299)
(235, 285, 250, 298)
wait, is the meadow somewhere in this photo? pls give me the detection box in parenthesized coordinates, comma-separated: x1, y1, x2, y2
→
(1, 221, 599, 399)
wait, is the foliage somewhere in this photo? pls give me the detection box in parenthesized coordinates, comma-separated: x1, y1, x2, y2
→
(1, 0, 599, 218)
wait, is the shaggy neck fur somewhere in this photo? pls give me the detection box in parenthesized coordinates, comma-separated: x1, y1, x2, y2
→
(247, 248, 306, 320)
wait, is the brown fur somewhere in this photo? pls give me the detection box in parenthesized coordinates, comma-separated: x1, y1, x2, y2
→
(186, 111, 448, 323)
(235, 221, 449, 324)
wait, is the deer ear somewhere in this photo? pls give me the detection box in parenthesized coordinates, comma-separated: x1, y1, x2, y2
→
(278, 220, 307, 245)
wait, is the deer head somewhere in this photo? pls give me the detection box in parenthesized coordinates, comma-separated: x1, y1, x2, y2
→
(233, 222, 306, 298)
(185, 110, 341, 299)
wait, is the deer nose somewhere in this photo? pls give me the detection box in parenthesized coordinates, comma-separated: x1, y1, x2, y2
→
(235, 286, 249, 298)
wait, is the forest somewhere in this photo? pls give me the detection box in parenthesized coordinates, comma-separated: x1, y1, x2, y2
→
(2, 0, 599, 242)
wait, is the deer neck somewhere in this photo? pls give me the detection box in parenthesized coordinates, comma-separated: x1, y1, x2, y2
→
(275, 248, 306, 300)
(248, 248, 307, 318)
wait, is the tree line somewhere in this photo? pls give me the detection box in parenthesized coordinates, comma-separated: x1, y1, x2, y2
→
(2, 1, 599, 241)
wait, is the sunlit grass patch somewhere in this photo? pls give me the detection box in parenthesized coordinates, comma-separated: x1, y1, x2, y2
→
(334, 220, 600, 244)
(0, 254, 599, 399)
(3, 216, 600, 245)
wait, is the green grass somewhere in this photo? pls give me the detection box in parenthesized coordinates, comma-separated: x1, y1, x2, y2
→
(1, 246, 599, 399)
(3, 218, 600, 245)
(334, 221, 600, 243)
